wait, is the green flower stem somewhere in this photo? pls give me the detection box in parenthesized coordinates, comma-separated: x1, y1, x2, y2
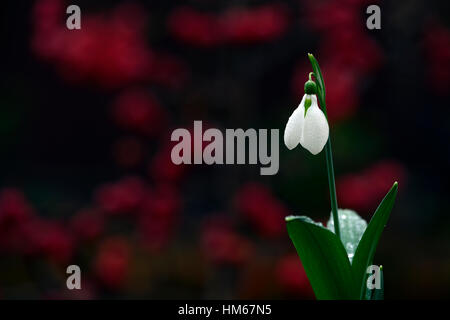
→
(307, 53, 341, 240)
(324, 136, 341, 240)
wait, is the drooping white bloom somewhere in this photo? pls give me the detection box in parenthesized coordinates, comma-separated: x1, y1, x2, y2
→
(283, 94, 329, 155)
(284, 95, 306, 150)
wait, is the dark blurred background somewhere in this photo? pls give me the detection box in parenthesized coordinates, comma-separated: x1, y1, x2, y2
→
(0, 0, 449, 299)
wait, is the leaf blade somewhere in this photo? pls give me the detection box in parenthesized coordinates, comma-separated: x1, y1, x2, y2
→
(352, 182, 398, 299)
(286, 216, 357, 299)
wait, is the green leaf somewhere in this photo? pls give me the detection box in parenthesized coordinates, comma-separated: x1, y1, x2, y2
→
(286, 216, 358, 299)
(308, 53, 326, 108)
(326, 209, 367, 264)
(352, 182, 398, 299)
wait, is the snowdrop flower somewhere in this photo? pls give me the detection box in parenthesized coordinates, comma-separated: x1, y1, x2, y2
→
(284, 81, 329, 155)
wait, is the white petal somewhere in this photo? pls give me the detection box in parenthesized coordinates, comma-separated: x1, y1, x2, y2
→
(284, 95, 306, 150)
(300, 98, 329, 155)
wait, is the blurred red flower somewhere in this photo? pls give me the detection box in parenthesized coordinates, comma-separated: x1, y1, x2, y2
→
(10, 218, 75, 265)
(306, 0, 360, 32)
(149, 145, 187, 183)
(147, 186, 181, 221)
(221, 5, 288, 44)
(32, 0, 63, 33)
(36, 220, 75, 264)
(0, 189, 34, 226)
(0, 189, 74, 264)
(337, 160, 406, 213)
(168, 5, 288, 47)
(112, 89, 167, 137)
(70, 208, 104, 242)
(167, 7, 223, 47)
(94, 237, 131, 289)
(32, 1, 156, 89)
(235, 183, 288, 238)
(275, 254, 314, 297)
(95, 176, 147, 216)
(138, 186, 181, 251)
(201, 216, 253, 265)
(0, 189, 37, 255)
(321, 64, 359, 123)
(320, 29, 383, 76)
(423, 22, 450, 95)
